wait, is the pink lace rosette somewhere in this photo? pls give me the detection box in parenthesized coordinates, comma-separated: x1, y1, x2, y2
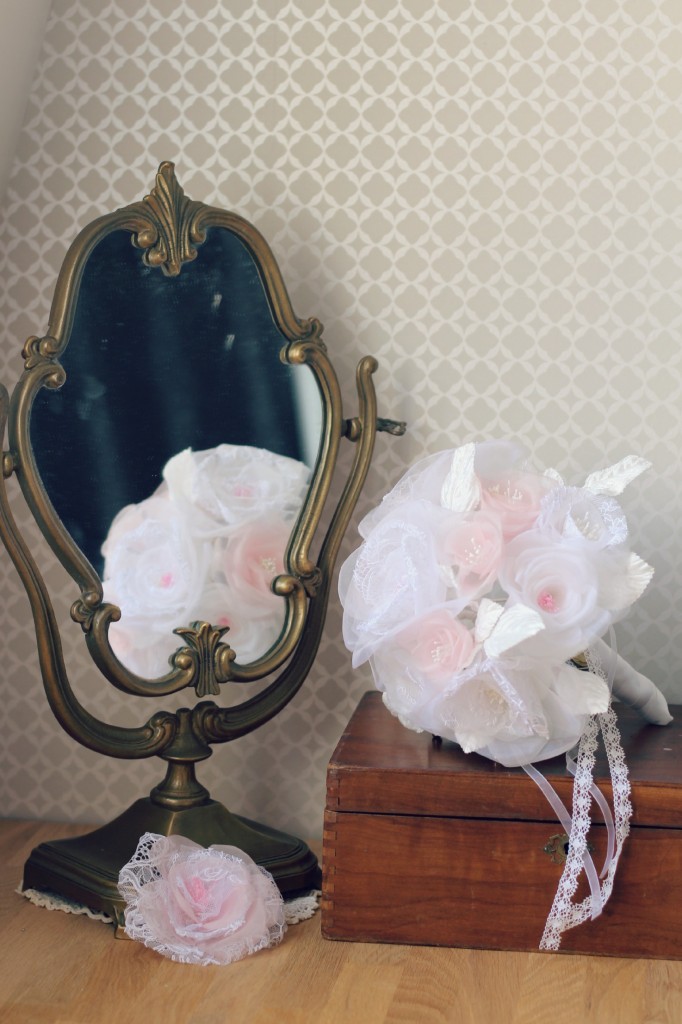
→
(118, 833, 286, 965)
(339, 441, 672, 950)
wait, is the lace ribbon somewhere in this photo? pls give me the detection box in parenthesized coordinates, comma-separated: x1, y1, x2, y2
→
(522, 636, 633, 951)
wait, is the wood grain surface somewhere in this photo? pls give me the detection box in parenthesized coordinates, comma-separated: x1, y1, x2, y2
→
(327, 693, 682, 826)
(1, 819, 682, 1023)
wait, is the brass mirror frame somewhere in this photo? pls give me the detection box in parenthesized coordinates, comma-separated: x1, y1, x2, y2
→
(0, 163, 405, 931)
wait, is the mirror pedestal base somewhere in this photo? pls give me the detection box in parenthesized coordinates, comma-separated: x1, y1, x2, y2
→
(22, 796, 321, 936)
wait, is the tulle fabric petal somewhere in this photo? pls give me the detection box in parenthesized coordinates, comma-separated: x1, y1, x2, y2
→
(118, 833, 286, 966)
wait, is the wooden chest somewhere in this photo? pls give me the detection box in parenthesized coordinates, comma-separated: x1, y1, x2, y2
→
(322, 692, 682, 958)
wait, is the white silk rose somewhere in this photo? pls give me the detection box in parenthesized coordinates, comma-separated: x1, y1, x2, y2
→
(118, 833, 286, 966)
(339, 502, 450, 666)
(497, 531, 613, 661)
(424, 660, 608, 767)
(164, 444, 309, 536)
(102, 494, 210, 676)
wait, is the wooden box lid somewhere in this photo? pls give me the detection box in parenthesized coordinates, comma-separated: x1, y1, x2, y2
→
(327, 692, 682, 828)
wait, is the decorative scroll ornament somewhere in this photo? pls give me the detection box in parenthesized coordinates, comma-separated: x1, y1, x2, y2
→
(172, 622, 236, 698)
(22, 335, 62, 371)
(133, 161, 205, 277)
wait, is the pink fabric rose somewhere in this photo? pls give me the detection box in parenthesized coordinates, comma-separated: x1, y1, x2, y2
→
(217, 517, 290, 609)
(481, 469, 555, 540)
(118, 833, 286, 966)
(397, 609, 475, 682)
(439, 512, 503, 598)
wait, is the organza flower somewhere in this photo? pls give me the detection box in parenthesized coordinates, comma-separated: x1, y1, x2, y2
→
(102, 494, 211, 676)
(537, 486, 627, 548)
(437, 511, 503, 599)
(480, 468, 556, 540)
(395, 609, 475, 682)
(102, 495, 207, 623)
(164, 444, 309, 536)
(339, 503, 450, 666)
(118, 833, 286, 966)
(217, 517, 290, 610)
(192, 583, 284, 665)
(497, 530, 610, 661)
(429, 659, 609, 767)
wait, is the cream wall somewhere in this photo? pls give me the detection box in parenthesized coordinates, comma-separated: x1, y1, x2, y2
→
(0, 1, 52, 205)
(0, 0, 681, 837)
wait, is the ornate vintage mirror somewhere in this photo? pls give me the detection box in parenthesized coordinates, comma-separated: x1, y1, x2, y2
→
(0, 162, 404, 930)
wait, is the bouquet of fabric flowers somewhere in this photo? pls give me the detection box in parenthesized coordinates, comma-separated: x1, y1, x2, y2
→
(339, 440, 669, 768)
(102, 444, 310, 677)
(339, 441, 671, 950)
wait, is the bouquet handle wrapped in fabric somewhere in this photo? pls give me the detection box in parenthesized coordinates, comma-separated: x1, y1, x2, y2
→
(591, 638, 671, 726)
(338, 441, 671, 950)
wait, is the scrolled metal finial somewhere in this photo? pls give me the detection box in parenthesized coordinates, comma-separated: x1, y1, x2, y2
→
(71, 591, 109, 633)
(172, 621, 236, 698)
(22, 335, 61, 371)
(136, 162, 205, 277)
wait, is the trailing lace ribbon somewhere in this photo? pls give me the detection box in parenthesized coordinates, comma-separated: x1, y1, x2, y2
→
(522, 762, 604, 919)
(522, 636, 633, 951)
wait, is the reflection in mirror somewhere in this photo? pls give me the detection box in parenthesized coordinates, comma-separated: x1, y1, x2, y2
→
(100, 443, 309, 676)
(29, 226, 323, 672)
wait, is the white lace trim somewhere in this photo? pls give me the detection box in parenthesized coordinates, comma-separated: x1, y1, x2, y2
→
(18, 885, 321, 927)
(538, 645, 632, 951)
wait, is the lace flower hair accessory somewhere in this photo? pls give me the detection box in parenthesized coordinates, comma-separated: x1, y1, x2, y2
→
(118, 833, 286, 965)
(339, 441, 671, 949)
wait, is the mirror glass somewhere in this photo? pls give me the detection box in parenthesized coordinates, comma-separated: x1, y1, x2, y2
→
(29, 227, 323, 676)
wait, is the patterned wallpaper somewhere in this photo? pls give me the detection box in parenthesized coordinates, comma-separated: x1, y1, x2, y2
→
(1, 0, 681, 837)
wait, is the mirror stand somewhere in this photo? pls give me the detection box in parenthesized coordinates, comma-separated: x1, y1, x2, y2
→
(23, 706, 319, 934)
(24, 800, 318, 938)
(0, 163, 405, 931)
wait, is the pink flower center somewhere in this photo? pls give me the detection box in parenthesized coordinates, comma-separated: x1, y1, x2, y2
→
(430, 641, 447, 665)
(538, 589, 558, 612)
(233, 484, 254, 498)
(186, 876, 209, 906)
(462, 537, 483, 566)
(217, 616, 231, 627)
(159, 571, 174, 588)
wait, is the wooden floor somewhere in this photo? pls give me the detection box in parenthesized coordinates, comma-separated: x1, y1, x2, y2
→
(1, 820, 681, 1024)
